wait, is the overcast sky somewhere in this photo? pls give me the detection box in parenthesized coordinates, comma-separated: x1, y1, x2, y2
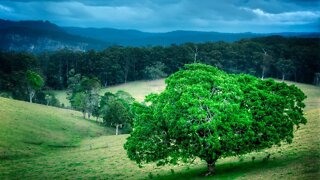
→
(0, 0, 319, 32)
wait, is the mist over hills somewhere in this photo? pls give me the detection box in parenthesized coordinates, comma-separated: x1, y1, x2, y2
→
(0, 19, 319, 52)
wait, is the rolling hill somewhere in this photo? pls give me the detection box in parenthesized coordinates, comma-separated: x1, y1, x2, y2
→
(1, 79, 319, 179)
(0, 97, 114, 160)
(64, 27, 320, 46)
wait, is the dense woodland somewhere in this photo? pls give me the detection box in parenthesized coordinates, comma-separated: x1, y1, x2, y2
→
(0, 36, 319, 104)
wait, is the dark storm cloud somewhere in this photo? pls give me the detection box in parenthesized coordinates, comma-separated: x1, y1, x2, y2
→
(0, 0, 319, 32)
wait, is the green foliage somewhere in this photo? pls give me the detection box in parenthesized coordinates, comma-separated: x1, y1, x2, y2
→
(275, 58, 295, 80)
(44, 92, 60, 107)
(70, 92, 86, 112)
(124, 63, 306, 173)
(26, 70, 44, 103)
(26, 70, 44, 90)
(100, 91, 135, 133)
(143, 62, 167, 80)
(68, 75, 101, 118)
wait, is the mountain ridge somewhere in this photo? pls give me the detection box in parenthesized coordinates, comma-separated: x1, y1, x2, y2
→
(0, 19, 319, 52)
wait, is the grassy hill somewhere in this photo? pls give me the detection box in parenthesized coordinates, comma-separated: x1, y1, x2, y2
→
(0, 97, 114, 160)
(1, 80, 319, 179)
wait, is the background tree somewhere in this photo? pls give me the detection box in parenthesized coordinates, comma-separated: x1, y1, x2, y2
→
(70, 92, 87, 118)
(44, 92, 60, 107)
(26, 70, 44, 103)
(1, 36, 319, 100)
(100, 91, 134, 135)
(69, 76, 101, 119)
(143, 62, 167, 80)
(260, 48, 272, 79)
(275, 58, 295, 81)
(124, 64, 306, 176)
(80, 77, 101, 119)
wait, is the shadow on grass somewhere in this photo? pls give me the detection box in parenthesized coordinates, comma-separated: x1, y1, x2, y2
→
(153, 152, 312, 180)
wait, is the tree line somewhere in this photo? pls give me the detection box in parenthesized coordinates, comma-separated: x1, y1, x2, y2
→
(0, 35, 319, 103)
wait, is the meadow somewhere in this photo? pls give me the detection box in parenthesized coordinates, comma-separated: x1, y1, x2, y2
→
(0, 79, 319, 179)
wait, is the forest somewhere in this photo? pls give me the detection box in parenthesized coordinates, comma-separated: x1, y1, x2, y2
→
(0, 35, 319, 104)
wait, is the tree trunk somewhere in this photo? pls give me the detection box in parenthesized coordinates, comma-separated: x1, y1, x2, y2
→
(116, 124, 119, 135)
(29, 91, 35, 103)
(261, 68, 265, 80)
(82, 111, 86, 119)
(282, 73, 285, 81)
(205, 161, 216, 176)
(204, 158, 217, 176)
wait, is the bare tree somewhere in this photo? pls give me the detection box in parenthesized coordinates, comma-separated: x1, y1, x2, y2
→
(261, 48, 271, 80)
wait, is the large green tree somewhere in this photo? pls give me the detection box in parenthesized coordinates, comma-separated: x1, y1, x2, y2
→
(124, 63, 306, 175)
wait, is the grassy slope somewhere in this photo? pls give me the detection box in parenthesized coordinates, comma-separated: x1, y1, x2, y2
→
(0, 97, 114, 160)
(1, 79, 319, 179)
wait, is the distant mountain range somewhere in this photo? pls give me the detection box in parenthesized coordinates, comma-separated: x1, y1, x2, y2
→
(0, 19, 108, 52)
(0, 19, 319, 52)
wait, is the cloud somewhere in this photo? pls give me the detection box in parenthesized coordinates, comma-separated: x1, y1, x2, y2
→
(242, 7, 320, 24)
(0, 0, 319, 32)
(0, 4, 12, 12)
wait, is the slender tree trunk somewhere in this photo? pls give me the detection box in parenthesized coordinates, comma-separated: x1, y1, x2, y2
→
(29, 91, 35, 103)
(261, 68, 265, 80)
(104, 72, 108, 87)
(116, 124, 119, 135)
(282, 73, 285, 81)
(82, 111, 86, 119)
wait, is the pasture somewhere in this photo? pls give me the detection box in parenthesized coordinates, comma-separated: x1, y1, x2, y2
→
(0, 79, 319, 179)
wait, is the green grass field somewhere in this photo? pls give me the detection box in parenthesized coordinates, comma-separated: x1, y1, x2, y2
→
(0, 98, 115, 160)
(1, 79, 319, 179)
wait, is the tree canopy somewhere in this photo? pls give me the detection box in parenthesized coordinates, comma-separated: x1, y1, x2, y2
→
(26, 70, 44, 103)
(68, 75, 101, 119)
(124, 63, 307, 175)
(100, 91, 135, 135)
